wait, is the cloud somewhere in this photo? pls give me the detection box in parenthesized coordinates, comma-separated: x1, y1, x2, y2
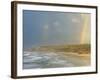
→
(72, 18, 80, 23)
(53, 21, 60, 27)
(44, 25, 49, 30)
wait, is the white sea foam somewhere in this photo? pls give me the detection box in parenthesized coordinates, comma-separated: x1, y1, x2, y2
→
(23, 51, 76, 69)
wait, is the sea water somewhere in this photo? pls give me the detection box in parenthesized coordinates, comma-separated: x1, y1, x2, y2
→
(23, 51, 74, 69)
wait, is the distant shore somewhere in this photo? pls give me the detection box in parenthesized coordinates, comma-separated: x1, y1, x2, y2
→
(24, 44, 90, 54)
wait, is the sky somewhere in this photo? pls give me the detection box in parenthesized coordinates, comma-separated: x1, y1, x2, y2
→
(23, 10, 91, 49)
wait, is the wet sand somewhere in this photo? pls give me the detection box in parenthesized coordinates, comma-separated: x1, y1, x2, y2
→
(57, 52, 90, 66)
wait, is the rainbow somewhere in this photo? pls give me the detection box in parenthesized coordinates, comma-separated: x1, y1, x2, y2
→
(80, 14, 89, 44)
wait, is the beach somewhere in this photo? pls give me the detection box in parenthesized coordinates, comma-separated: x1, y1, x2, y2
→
(23, 51, 90, 69)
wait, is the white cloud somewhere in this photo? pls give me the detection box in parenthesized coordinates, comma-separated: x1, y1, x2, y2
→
(53, 21, 60, 26)
(72, 18, 80, 23)
(44, 25, 49, 30)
